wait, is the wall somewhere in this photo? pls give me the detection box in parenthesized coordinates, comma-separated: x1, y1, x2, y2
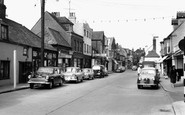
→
(0, 42, 32, 85)
(171, 22, 185, 52)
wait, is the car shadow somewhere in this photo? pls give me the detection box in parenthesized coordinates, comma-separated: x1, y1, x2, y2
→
(139, 86, 161, 90)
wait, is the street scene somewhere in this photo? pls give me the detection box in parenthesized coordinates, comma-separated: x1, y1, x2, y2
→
(0, 70, 183, 115)
(0, 0, 185, 115)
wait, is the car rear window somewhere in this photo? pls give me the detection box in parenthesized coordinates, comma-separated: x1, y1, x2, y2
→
(66, 68, 76, 72)
(141, 69, 155, 75)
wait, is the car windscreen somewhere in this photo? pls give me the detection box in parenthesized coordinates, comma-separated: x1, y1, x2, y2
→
(37, 68, 53, 74)
(92, 66, 101, 70)
(140, 69, 155, 75)
(83, 69, 89, 72)
(66, 68, 76, 72)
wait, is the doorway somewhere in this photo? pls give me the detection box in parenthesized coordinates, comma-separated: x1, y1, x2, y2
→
(19, 62, 32, 83)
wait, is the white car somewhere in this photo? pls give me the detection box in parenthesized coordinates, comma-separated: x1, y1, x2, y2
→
(63, 67, 84, 83)
(82, 68, 94, 80)
(137, 67, 160, 89)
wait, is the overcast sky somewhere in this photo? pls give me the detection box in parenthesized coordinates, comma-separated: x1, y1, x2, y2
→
(4, 0, 185, 53)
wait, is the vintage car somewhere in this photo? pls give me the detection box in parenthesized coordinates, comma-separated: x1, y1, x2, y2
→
(137, 67, 160, 89)
(63, 67, 84, 83)
(132, 65, 137, 71)
(92, 65, 106, 78)
(82, 68, 94, 80)
(28, 67, 65, 89)
(115, 66, 126, 73)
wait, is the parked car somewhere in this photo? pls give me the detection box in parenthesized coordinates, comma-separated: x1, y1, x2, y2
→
(63, 67, 84, 83)
(132, 65, 137, 71)
(137, 67, 160, 89)
(82, 68, 94, 80)
(28, 67, 65, 89)
(115, 66, 126, 73)
(92, 65, 106, 78)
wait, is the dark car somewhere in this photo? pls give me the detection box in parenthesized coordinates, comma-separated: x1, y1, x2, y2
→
(28, 67, 65, 89)
(92, 65, 106, 78)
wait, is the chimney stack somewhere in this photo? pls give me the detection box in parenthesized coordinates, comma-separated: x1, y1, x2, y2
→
(68, 12, 76, 24)
(153, 36, 158, 52)
(0, 0, 6, 19)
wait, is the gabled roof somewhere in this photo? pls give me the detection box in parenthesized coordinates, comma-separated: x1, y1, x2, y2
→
(145, 50, 160, 58)
(1, 18, 55, 50)
(165, 21, 184, 40)
(48, 28, 71, 48)
(92, 31, 104, 40)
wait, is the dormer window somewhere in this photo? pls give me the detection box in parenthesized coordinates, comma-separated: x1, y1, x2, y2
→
(1, 24, 8, 40)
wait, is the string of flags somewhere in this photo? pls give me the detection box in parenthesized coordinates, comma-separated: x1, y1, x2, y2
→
(77, 16, 175, 24)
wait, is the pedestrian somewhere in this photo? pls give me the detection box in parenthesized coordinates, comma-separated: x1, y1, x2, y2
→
(170, 66, 178, 88)
(137, 65, 142, 76)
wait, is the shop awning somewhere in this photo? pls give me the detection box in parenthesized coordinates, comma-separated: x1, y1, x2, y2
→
(158, 56, 168, 63)
(173, 50, 183, 56)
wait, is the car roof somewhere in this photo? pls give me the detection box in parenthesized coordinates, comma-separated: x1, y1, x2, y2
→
(142, 67, 156, 70)
(39, 67, 61, 69)
(66, 67, 80, 69)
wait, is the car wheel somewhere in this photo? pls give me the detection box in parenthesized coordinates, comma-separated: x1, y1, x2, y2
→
(76, 77, 80, 83)
(137, 85, 142, 89)
(30, 83, 34, 89)
(59, 79, 63, 86)
(81, 77, 84, 82)
(155, 84, 159, 89)
(48, 82, 53, 89)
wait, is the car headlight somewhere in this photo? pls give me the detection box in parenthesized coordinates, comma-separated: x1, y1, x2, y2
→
(28, 75, 31, 79)
(45, 76, 49, 80)
(72, 74, 76, 78)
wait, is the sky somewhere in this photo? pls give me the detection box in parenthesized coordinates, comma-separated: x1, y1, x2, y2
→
(4, 0, 185, 53)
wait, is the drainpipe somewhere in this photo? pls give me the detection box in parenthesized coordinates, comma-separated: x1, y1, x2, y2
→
(13, 50, 17, 89)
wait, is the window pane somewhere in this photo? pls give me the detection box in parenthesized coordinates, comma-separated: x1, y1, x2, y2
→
(0, 61, 10, 80)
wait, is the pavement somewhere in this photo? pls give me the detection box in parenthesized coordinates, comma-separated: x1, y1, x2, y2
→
(160, 75, 185, 115)
(0, 73, 184, 115)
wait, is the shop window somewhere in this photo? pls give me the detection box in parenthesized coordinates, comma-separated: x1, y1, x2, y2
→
(0, 60, 10, 80)
(1, 24, 8, 40)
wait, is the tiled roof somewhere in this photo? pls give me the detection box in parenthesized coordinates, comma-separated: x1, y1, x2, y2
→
(92, 31, 104, 40)
(2, 18, 56, 51)
(48, 28, 71, 48)
(57, 17, 74, 25)
(145, 50, 160, 57)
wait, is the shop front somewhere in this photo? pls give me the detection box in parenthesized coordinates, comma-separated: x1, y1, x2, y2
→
(71, 52, 84, 68)
(32, 48, 58, 72)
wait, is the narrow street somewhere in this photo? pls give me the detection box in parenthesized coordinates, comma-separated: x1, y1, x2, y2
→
(0, 70, 175, 115)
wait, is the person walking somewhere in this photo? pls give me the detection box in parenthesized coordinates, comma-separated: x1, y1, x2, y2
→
(170, 66, 178, 88)
(137, 65, 142, 76)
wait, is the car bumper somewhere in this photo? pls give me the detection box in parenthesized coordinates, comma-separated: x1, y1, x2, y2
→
(84, 75, 90, 79)
(28, 80, 50, 85)
(137, 80, 158, 86)
(64, 76, 77, 81)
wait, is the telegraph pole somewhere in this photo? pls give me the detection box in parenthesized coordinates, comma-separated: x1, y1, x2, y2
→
(41, 0, 45, 67)
(184, 37, 185, 102)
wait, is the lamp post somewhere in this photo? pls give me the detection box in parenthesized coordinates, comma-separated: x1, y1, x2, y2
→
(40, 0, 45, 67)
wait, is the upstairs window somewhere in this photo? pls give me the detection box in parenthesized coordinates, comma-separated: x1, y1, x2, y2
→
(1, 24, 8, 40)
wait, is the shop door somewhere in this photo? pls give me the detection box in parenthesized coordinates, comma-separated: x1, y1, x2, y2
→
(19, 62, 32, 83)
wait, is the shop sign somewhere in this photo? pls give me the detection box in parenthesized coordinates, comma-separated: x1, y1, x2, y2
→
(59, 53, 72, 58)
